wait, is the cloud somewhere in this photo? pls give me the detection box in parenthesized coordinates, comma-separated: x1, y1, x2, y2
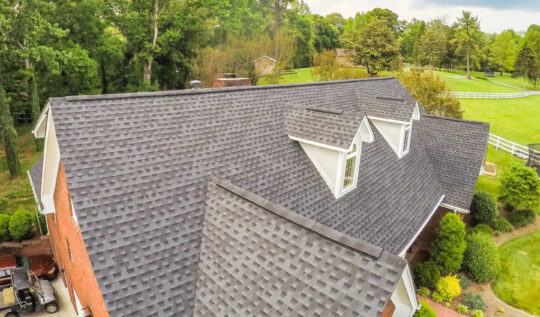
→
(305, 0, 540, 33)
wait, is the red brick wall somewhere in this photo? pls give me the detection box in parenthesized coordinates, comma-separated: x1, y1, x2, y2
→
(381, 300, 395, 317)
(47, 161, 109, 317)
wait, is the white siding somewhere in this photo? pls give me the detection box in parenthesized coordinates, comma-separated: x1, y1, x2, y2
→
(300, 142, 341, 191)
(370, 118, 404, 156)
(41, 112, 61, 214)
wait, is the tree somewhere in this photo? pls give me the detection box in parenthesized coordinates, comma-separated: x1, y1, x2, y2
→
(29, 74, 43, 151)
(313, 15, 340, 53)
(454, 11, 482, 79)
(397, 70, 463, 118)
(470, 192, 498, 224)
(399, 19, 425, 63)
(0, 84, 21, 176)
(489, 30, 520, 74)
(463, 232, 500, 283)
(325, 13, 346, 35)
(342, 19, 400, 76)
(291, 14, 313, 68)
(429, 213, 466, 275)
(343, 8, 404, 38)
(498, 162, 540, 209)
(417, 20, 447, 68)
(514, 44, 540, 90)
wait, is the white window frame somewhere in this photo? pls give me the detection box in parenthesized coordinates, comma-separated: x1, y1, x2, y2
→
(336, 140, 362, 198)
(343, 144, 357, 190)
(400, 122, 412, 157)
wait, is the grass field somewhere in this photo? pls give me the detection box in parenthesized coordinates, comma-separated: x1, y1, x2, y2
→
(488, 75, 537, 91)
(0, 126, 42, 215)
(475, 145, 524, 197)
(492, 230, 540, 315)
(258, 68, 314, 85)
(434, 70, 521, 93)
(460, 95, 540, 145)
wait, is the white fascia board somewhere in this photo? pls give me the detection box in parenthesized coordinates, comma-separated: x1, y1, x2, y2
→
(399, 195, 445, 258)
(333, 151, 346, 198)
(367, 116, 409, 125)
(412, 102, 420, 120)
(440, 203, 470, 214)
(32, 103, 50, 138)
(359, 116, 374, 143)
(403, 264, 419, 316)
(26, 170, 43, 213)
(288, 136, 348, 152)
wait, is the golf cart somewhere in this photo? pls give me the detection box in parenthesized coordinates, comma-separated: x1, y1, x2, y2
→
(0, 268, 58, 316)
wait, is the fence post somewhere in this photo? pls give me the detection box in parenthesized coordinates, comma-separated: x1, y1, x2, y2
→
(496, 136, 500, 149)
(511, 143, 516, 156)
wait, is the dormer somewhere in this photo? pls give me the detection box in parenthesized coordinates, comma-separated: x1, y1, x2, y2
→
(358, 96, 420, 158)
(284, 106, 374, 198)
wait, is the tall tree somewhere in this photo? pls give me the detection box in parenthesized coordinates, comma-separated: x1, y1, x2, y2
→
(515, 44, 540, 90)
(490, 30, 520, 75)
(312, 15, 340, 52)
(454, 11, 482, 79)
(29, 74, 43, 151)
(417, 19, 447, 68)
(0, 84, 20, 176)
(399, 19, 425, 63)
(342, 19, 400, 76)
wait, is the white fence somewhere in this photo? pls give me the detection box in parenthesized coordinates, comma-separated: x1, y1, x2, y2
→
(489, 133, 535, 160)
(450, 91, 540, 99)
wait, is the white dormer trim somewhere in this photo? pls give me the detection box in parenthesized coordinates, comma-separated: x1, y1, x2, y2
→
(38, 108, 61, 214)
(289, 136, 349, 153)
(412, 102, 420, 120)
(399, 121, 412, 157)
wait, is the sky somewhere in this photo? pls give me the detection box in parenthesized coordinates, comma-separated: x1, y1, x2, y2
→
(306, 0, 540, 33)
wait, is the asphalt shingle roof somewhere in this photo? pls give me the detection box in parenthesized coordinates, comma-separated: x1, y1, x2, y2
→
(39, 77, 487, 316)
(416, 115, 489, 210)
(358, 95, 415, 122)
(194, 178, 406, 317)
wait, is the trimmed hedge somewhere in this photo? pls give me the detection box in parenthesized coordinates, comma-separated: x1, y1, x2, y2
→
(430, 213, 466, 275)
(414, 301, 436, 317)
(414, 261, 440, 290)
(461, 292, 486, 311)
(470, 192, 498, 224)
(463, 232, 501, 283)
(8, 210, 32, 241)
(0, 214, 11, 242)
(508, 209, 536, 228)
(492, 216, 513, 232)
(469, 224, 492, 236)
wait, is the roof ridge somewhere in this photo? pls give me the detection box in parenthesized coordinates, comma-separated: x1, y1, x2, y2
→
(421, 114, 489, 125)
(210, 176, 404, 266)
(53, 77, 397, 103)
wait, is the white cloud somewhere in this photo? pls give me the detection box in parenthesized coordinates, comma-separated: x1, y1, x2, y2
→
(306, 0, 539, 33)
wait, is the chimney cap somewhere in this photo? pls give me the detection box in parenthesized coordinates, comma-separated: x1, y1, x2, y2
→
(190, 80, 201, 89)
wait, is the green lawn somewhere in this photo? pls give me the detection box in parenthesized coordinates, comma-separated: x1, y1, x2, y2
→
(488, 75, 537, 91)
(434, 70, 521, 93)
(492, 230, 540, 315)
(258, 67, 314, 85)
(0, 126, 42, 215)
(475, 145, 524, 197)
(460, 95, 540, 145)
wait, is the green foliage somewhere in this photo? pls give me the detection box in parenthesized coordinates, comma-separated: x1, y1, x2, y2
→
(414, 261, 441, 290)
(417, 286, 430, 297)
(503, 202, 516, 212)
(492, 216, 514, 232)
(469, 224, 493, 236)
(453, 11, 483, 78)
(311, 50, 368, 81)
(471, 192, 498, 224)
(498, 162, 540, 209)
(8, 210, 32, 241)
(431, 292, 443, 303)
(459, 276, 472, 289)
(342, 19, 401, 76)
(461, 293, 486, 311)
(397, 70, 463, 118)
(312, 15, 340, 53)
(36, 212, 48, 234)
(463, 232, 501, 283)
(0, 85, 21, 176)
(434, 275, 461, 302)
(0, 214, 12, 243)
(515, 43, 540, 90)
(417, 19, 447, 67)
(490, 30, 520, 73)
(508, 209, 536, 228)
(414, 301, 436, 317)
(472, 310, 484, 317)
(430, 213, 467, 275)
(457, 304, 468, 313)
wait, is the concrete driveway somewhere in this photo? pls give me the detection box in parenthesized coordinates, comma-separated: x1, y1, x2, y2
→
(3, 278, 76, 317)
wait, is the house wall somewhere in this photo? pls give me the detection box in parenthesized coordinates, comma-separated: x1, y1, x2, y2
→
(41, 114, 60, 213)
(299, 142, 341, 190)
(254, 58, 275, 76)
(370, 118, 405, 157)
(47, 161, 109, 317)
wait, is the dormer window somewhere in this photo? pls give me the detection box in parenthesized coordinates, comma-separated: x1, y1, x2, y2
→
(401, 123, 411, 155)
(344, 144, 357, 188)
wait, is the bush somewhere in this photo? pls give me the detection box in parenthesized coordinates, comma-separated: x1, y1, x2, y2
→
(472, 310, 483, 317)
(459, 276, 472, 290)
(414, 301, 436, 317)
(508, 209, 536, 228)
(470, 192, 498, 224)
(469, 224, 492, 236)
(503, 202, 515, 212)
(461, 293, 486, 311)
(430, 213, 467, 274)
(434, 275, 461, 302)
(414, 261, 441, 290)
(8, 210, 32, 241)
(418, 287, 430, 297)
(458, 304, 469, 313)
(0, 214, 11, 242)
(492, 216, 513, 232)
(498, 162, 540, 209)
(463, 233, 501, 283)
(36, 212, 48, 234)
(432, 292, 443, 303)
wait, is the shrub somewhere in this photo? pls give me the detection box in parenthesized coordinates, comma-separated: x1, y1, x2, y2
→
(461, 293, 486, 311)
(414, 261, 441, 290)
(458, 304, 468, 313)
(432, 292, 443, 303)
(36, 212, 48, 234)
(430, 213, 467, 274)
(503, 202, 515, 212)
(508, 209, 536, 228)
(463, 233, 501, 283)
(8, 210, 32, 241)
(498, 162, 540, 209)
(414, 301, 436, 317)
(418, 287, 430, 297)
(470, 192, 498, 224)
(0, 214, 11, 242)
(434, 275, 461, 302)
(472, 310, 483, 317)
(459, 276, 472, 290)
(469, 224, 492, 236)
(492, 216, 513, 232)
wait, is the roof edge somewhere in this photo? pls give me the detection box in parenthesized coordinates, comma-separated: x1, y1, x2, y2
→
(421, 114, 490, 127)
(210, 176, 405, 268)
(51, 77, 397, 103)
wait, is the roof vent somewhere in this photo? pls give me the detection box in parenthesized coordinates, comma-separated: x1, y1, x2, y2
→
(375, 96, 404, 102)
(305, 107, 344, 115)
(190, 80, 201, 89)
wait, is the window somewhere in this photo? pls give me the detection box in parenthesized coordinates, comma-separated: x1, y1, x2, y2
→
(343, 144, 357, 189)
(402, 124, 411, 155)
